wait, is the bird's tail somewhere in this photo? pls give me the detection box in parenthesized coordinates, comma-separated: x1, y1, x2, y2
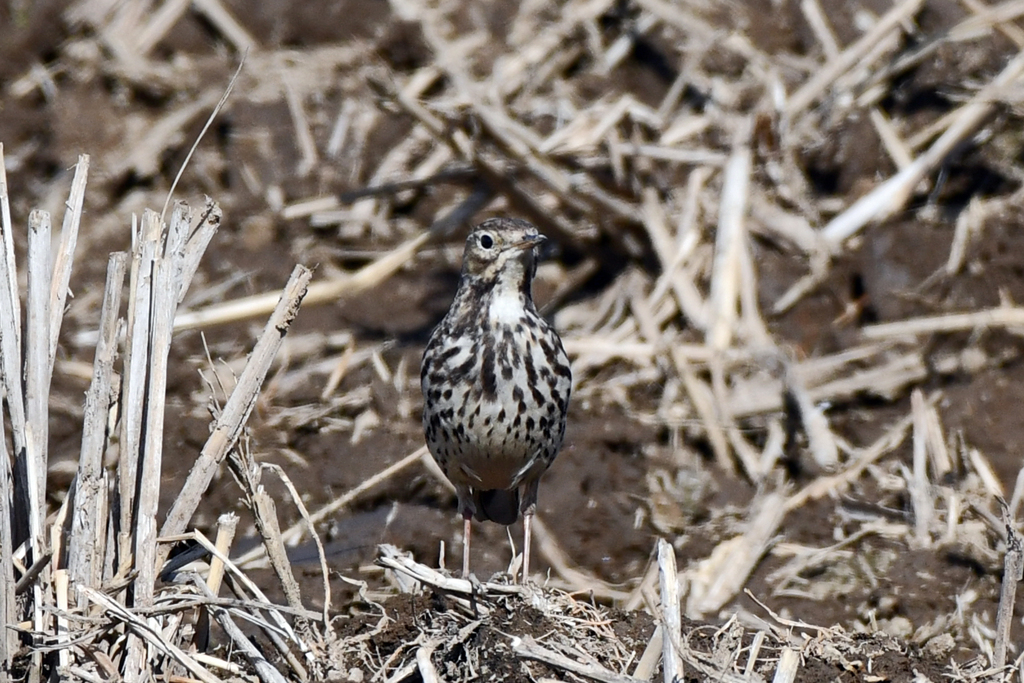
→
(475, 489, 520, 525)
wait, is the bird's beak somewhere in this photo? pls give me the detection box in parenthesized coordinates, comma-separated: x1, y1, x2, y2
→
(511, 234, 547, 251)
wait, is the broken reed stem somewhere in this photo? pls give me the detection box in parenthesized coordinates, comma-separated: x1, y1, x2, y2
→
(241, 457, 307, 617)
(160, 264, 313, 544)
(993, 519, 1023, 669)
(117, 213, 157, 577)
(194, 513, 239, 652)
(26, 209, 52, 649)
(263, 462, 334, 631)
(120, 210, 166, 680)
(0, 391, 11, 675)
(48, 154, 88, 377)
(133, 205, 191, 610)
(416, 642, 442, 683)
(68, 252, 126, 606)
(178, 199, 221, 301)
(632, 625, 663, 681)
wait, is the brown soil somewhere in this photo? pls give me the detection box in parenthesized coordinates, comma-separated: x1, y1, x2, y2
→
(4, 0, 1024, 681)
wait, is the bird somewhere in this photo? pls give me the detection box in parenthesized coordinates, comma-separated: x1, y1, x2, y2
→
(421, 217, 572, 581)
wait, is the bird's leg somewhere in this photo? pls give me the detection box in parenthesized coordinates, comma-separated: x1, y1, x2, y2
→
(520, 480, 540, 584)
(522, 511, 533, 583)
(462, 510, 473, 578)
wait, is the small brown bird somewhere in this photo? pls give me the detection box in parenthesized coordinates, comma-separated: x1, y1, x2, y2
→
(421, 218, 571, 580)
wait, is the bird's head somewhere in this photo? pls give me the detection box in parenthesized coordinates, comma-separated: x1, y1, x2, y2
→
(460, 218, 547, 287)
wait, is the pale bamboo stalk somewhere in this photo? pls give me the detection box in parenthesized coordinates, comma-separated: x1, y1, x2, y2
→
(800, 0, 839, 58)
(869, 108, 912, 170)
(950, 0, 1024, 42)
(708, 126, 751, 351)
(670, 346, 732, 471)
(160, 265, 313, 542)
(910, 389, 934, 545)
(968, 447, 1004, 498)
(53, 569, 69, 669)
(863, 306, 1024, 338)
(69, 252, 126, 607)
(710, 359, 761, 479)
(727, 350, 926, 418)
(784, 400, 927, 512)
(208, 513, 237, 596)
(924, 398, 952, 481)
(0, 146, 19, 675)
(1010, 465, 1024, 520)
(946, 197, 983, 276)
(48, 155, 89, 377)
(785, 364, 838, 469)
(25, 209, 52, 654)
(250, 478, 305, 616)
(736, 221, 771, 345)
(745, 631, 766, 678)
(642, 187, 708, 330)
(0, 145, 20, 343)
(632, 624, 662, 681)
(262, 463, 332, 630)
(98, 471, 113, 585)
(657, 539, 682, 683)
(48, 484, 72, 575)
(530, 515, 632, 602)
(0, 196, 28, 556)
(134, 0, 189, 55)
(771, 648, 801, 683)
(284, 79, 318, 177)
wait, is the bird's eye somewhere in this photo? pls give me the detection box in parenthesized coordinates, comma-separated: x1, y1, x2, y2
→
(479, 233, 494, 249)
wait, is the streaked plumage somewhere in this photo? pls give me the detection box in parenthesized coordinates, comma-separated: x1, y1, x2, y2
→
(421, 217, 571, 580)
